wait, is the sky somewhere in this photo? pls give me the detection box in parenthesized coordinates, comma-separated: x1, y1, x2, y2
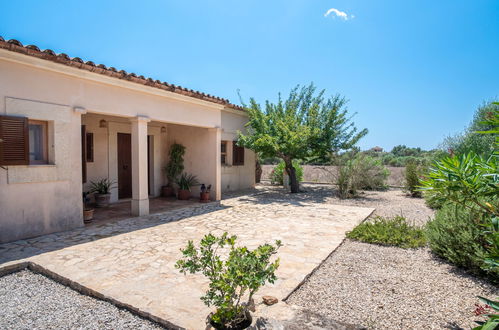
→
(1, 0, 498, 151)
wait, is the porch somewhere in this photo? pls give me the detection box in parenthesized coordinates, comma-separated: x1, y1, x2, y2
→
(81, 112, 221, 220)
(89, 196, 207, 225)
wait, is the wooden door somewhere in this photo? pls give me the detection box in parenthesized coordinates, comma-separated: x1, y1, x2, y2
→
(117, 133, 132, 199)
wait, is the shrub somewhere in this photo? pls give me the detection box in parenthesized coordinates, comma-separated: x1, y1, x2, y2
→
(165, 143, 185, 186)
(336, 154, 389, 198)
(351, 154, 389, 190)
(175, 233, 281, 328)
(426, 204, 498, 279)
(405, 162, 422, 197)
(270, 160, 303, 185)
(346, 215, 426, 248)
(423, 192, 446, 209)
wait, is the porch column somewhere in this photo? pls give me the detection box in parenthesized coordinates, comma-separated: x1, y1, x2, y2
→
(130, 116, 151, 216)
(208, 127, 222, 200)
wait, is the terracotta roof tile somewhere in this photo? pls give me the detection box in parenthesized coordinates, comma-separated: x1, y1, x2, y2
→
(0, 37, 244, 111)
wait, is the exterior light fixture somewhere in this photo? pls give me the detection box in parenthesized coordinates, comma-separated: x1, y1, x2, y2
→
(99, 119, 108, 128)
(161, 126, 166, 133)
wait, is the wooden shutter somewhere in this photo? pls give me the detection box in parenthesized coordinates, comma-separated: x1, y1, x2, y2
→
(0, 115, 29, 165)
(81, 125, 87, 183)
(232, 142, 245, 166)
(86, 132, 94, 162)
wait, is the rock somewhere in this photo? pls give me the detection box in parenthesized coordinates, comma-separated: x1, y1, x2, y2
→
(262, 296, 278, 306)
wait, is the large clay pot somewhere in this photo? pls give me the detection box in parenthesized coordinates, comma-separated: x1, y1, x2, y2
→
(94, 193, 111, 208)
(162, 185, 174, 197)
(200, 192, 210, 203)
(177, 189, 191, 200)
(83, 209, 94, 223)
(208, 309, 252, 330)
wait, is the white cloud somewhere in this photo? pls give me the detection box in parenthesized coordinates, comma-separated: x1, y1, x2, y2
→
(324, 8, 354, 20)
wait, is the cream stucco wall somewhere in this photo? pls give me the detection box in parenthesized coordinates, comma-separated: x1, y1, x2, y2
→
(220, 111, 256, 192)
(0, 98, 83, 243)
(0, 50, 253, 243)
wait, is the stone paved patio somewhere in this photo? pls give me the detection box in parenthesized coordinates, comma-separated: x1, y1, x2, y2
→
(0, 187, 373, 329)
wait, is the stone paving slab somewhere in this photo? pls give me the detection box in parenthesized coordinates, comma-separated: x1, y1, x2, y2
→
(0, 191, 373, 329)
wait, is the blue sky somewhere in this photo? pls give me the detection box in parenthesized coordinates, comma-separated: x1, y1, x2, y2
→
(1, 0, 498, 150)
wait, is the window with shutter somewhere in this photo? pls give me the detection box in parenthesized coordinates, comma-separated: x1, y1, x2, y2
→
(0, 115, 29, 166)
(232, 142, 245, 166)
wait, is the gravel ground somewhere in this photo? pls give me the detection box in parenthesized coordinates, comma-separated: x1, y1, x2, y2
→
(329, 188, 435, 226)
(0, 270, 164, 330)
(287, 187, 499, 329)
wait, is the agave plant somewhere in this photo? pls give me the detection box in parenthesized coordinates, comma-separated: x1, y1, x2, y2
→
(89, 178, 116, 194)
(175, 173, 199, 191)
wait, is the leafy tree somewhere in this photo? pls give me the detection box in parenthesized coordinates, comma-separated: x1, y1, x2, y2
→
(442, 101, 498, 156)
(238, 83, 368, 193)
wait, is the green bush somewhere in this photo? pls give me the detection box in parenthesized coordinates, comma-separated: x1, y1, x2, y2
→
(405, 162, 422, 197)
(423, 192, 445, 209)
(336, 154, 389, 198)
(270, 160, 303, 185)
(351, 154, 389, 190)
(346, 216, 426, 248)
(426, 204, 498, 279)
(175, 233, 281, 327)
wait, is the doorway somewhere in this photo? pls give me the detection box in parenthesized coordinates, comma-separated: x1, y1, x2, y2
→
(117, 133, 132, 199)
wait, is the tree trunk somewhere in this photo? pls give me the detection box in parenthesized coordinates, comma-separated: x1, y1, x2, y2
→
(255, 158, 262, 183)
(284, 159, 299, 193)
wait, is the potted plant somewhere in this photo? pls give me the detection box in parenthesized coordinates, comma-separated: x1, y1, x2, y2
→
(162, 143, 186, 197)
(176, 233, 281, 330)
(200, 184, 211, 202)
(175, 173, 199, 200)
(90, 178, 116, 208)
(82, 192, 94, 223)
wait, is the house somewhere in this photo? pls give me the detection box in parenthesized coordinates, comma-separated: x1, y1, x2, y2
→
(0, 37, 255, 243)
(371, 146, 383, 153)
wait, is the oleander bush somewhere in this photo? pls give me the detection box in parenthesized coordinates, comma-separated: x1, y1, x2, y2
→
(346, 215, 426, 248)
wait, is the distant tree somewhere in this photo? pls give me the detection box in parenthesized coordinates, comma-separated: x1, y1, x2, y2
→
(238, 83, 368, 193)
(442, 101, 498, 156)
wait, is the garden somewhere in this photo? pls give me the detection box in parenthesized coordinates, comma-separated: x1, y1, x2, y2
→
(235, 86, 498, 329)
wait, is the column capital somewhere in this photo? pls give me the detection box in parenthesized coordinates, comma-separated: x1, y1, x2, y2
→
(130, 115, 151, 123)
(73, 106, 87, 114)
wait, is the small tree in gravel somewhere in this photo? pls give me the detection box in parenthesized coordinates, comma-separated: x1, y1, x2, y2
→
(237, 83, 367, 193)
(175, 232, 281, 329)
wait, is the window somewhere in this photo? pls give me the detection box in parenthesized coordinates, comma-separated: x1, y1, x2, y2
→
(221, 141, 227, 165)
(0, 116, 50, 166)
(28, 120, 48, 164)
(86, 132, 94, 162)
(232, 141, 244, 166)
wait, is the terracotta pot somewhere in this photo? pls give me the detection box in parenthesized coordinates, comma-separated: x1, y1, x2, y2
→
(200, 192, 210, 203)
(208, 309, 252, 330)
(177, 189, 191, 200)
(162, 185, 175, 197)
(83, 209, 94, 223)
(94, 193, 111, 208)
